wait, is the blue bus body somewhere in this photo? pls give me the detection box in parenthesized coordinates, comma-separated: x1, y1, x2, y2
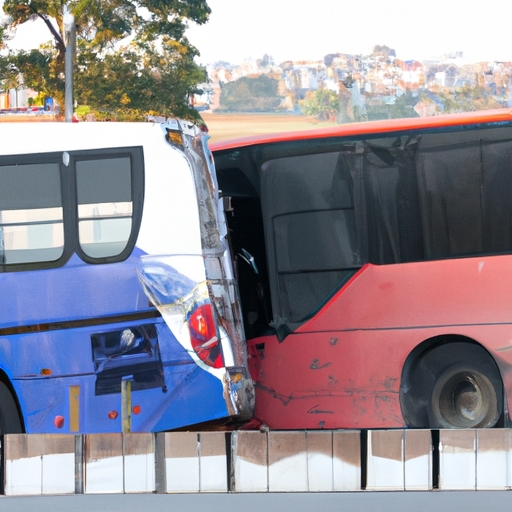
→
(0, 120, 253, 433)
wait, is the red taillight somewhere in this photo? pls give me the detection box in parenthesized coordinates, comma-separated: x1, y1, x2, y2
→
(188, 303, 224, 368)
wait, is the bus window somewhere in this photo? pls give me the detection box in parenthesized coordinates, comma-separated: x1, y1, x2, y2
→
(261, 151, 360, 325)
(76, 157, 133, 259)
(0, 162, 63, 265)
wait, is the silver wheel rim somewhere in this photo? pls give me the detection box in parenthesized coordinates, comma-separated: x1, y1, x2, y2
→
(432, 365, 498, 428)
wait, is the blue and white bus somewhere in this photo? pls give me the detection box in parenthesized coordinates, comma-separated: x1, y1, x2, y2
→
(0, 120, 253, 433)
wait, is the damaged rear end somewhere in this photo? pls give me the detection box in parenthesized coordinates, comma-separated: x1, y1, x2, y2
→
(137, 121, 254, 424)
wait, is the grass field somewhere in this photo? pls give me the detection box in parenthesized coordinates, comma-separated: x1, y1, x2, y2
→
(0, 115, 56, 122)
(0, 112, 337, 143)
(201, 112, 337, 144)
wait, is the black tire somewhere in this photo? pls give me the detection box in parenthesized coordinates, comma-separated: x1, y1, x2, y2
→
(401, 342, 503, 429)
(0, 382, 22, 433)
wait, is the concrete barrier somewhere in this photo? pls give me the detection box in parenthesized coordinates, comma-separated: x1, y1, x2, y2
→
(438, 430, 476, 490)
(5, 434, 75, 496)
(3, 429, 512, 495)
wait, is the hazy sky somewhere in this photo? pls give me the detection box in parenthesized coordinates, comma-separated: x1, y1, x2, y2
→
(187, 0, 512, 64)
(3, 0, 512, 64)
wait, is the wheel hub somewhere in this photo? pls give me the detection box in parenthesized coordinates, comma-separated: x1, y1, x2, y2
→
(431, 365, 499, 428)
(451, 377, 482, 421)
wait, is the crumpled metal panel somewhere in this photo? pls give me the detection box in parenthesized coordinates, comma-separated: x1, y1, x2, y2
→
(135, 124, 254, 421)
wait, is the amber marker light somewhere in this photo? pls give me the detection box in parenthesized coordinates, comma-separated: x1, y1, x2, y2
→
(108, 411, 119, 420)
(40, 368, 52, 376)
(133, 405, 141, 415)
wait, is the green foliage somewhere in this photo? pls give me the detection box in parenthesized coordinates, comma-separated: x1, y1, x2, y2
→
(0, 0, 211, 120)
(389, 90, 419, 118)
(219, 75, 280, 112)
(435, 84, 502, 113)
(366, 91, 420, 121)
(300, 88, 340, 120)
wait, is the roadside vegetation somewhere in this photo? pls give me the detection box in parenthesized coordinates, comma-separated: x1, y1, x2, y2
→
(0, 0, 210, 120)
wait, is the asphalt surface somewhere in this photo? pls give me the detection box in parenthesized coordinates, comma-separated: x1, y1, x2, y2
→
(2, 492, 512, 512)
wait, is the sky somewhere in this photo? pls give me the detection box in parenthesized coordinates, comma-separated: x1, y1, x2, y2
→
(2, 0, 512, 65)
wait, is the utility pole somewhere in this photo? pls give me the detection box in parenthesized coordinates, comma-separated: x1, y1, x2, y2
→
(64, 6, 76, 122)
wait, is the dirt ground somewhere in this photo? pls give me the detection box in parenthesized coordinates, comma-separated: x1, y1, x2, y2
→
(200, 112, 336, 143)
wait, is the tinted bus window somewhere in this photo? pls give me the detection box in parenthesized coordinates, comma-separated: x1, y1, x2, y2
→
(0, 162, 63, 264)
(76, 157, 133, 259)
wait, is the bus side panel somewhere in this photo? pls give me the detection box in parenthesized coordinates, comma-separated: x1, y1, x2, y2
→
(251, 255, 512, 429)
(251, 324, 512, 430)
(300, 256, 512, 333)
(0, 252, 148, 329)
(14, 366, 228, 433)
(5, 318, 229, 433)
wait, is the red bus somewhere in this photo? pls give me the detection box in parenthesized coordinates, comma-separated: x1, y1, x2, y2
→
(211, 109, 512, 430)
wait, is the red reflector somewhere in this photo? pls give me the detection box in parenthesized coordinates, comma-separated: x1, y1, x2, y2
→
(108, 411, 118, 420)
(188, 303, 224, 368)
(133, 405, 141, 415)
(53, 415, 64, 429)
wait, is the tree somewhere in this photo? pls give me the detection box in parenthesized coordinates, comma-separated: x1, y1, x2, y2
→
(0, 0, 211, 120)
(219, 75, 280, 112)
(300, 88, 340, 121)
(436, 84, 502, 113)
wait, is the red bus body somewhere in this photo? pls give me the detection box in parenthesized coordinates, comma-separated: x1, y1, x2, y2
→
(211, 109, 512, 430)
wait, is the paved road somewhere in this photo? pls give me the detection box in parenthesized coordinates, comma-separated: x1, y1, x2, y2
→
(2, 492, 512, 512)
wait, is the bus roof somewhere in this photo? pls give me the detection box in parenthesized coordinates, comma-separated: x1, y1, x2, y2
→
(209, 108, 512, 152)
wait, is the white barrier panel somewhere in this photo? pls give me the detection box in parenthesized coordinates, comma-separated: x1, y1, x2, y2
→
(404, 430, 432, 491)
(199, 432, 228, 492)
(476, 429, 510, 490)
(307, 431, 333, 492)
(164, 432, 199, 493)
(439, 430, 476, 490)
(9, 429, 512, 496)
(85, 434, 124, 494)
(332, 431, 361, 491)
(232, 431, 268, 492)
(123, 433, 155, 493)
(5, 434, 75, 496)
(366, 430, 404, 491)
(268, 432, 308, 492)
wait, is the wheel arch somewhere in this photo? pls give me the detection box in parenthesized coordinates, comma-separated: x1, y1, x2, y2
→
(400, 334, 506, 428)
(0, 369, 25, 433)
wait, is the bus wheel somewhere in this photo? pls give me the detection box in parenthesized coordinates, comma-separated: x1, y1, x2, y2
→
(0, 382, 22, 433)
(430, 363, 500, 428)
(401, 341, 504, 429)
